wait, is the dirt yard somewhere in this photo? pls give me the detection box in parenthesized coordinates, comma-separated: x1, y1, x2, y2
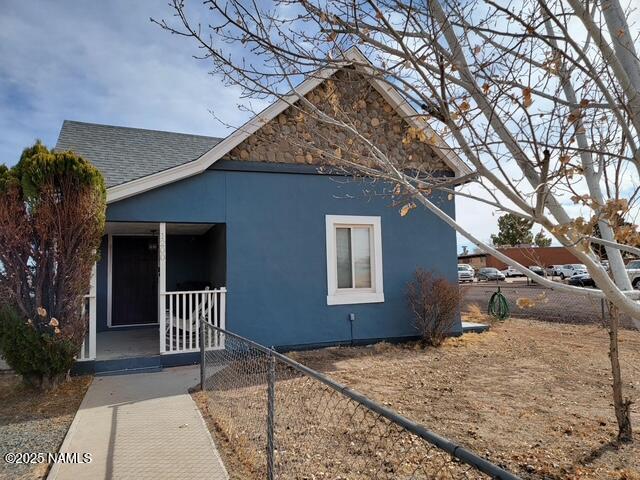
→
(0, 374, 92, 480)
(278, 318, 640, 479)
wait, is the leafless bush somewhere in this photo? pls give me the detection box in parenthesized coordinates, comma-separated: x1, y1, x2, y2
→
(407, 269, 461, 347)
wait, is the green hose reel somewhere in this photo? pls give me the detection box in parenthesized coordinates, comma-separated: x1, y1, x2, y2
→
(488, 287, 510, 320)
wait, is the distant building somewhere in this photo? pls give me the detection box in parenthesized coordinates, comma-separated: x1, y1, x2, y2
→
(457, 252, 489, 269)
(457, 246, 580, 270)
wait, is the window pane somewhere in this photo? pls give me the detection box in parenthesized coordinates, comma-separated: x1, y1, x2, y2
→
(336, 228, 352, 288)
(352, 227, 372, 288)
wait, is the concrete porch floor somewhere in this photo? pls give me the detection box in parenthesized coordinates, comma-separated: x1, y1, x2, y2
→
(96, 328, 160, 361)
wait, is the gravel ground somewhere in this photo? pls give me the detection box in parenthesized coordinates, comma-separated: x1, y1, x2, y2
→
(0, 374, 92, 480)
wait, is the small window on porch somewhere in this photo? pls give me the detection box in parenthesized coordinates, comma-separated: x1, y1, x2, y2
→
(326, 215, 384, 305)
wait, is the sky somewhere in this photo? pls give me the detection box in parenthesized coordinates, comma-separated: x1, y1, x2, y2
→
(0, 1, 248, 158)
(0, 1, 499, 253)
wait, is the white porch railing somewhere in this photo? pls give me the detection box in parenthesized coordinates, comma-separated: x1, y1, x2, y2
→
(78, 294, 97, 361)
(162, 288, 226, 354)
(77, 264, 97, 362)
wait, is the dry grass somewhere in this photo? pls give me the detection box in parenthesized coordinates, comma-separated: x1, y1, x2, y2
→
(0, 374, 91, 420)
(193, 390, 262, 480)
(289, 319, 640, 479)
(464, 303, 491, 324)
(196, 364, 487, 479)
(197, 318, 640, 479)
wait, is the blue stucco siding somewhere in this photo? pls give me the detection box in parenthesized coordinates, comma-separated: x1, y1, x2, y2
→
(224, 171, 458, 347)
(101, 167, 459, 347)
(107, 171, 226, 223)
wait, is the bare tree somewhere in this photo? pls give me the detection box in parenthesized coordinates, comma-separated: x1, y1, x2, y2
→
(155, 0, 638, 442)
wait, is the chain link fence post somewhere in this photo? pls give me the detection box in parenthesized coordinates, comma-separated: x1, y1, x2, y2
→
(200, 319, 206, 391)
(267, 352, 276, 480)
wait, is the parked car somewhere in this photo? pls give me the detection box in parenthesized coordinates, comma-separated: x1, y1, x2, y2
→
(568, 274, 596, 287)
(546, 265, 563, 276)
(528, 265, 546, 276)
(500, 266, 522, 277)
(457, 265, 474, 283)
(476, 267, 505, 281)
(625, 259, 640, 289)
(557, 264, 588, 279)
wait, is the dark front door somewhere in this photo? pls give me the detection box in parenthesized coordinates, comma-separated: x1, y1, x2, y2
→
(112, 236, 158, 326)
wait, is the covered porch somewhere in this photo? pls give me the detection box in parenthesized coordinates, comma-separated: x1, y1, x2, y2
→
(77, 221, 226, 365)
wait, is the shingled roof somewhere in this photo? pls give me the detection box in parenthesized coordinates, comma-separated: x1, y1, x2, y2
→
(55, 120, 223, 188)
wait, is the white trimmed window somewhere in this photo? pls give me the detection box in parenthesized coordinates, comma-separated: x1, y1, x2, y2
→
(325, 215, 384, 305)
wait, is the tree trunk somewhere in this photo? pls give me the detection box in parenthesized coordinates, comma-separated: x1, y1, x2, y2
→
(602, 0, 640, 91)
(23, 371, 69, 391)
(607, 304, 633, 443)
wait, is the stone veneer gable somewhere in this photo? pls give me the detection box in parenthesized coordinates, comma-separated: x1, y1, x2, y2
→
(223, 69, 451, 173)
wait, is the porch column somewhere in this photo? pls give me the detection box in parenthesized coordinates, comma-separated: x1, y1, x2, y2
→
(159, 222, 167, 353)
(89, 262, 97, 360)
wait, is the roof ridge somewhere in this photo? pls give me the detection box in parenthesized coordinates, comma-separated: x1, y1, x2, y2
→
(61, 120, 224, 141)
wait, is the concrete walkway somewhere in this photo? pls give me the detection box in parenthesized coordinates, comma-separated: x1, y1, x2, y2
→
(48, 366, 228, 480)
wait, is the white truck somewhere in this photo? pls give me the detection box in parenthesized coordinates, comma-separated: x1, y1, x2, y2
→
(457, 264, 474, 283)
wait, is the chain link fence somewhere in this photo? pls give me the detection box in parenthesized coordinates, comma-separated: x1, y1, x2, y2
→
(198, 322, 520, 480)
(461, 281, 638, 329)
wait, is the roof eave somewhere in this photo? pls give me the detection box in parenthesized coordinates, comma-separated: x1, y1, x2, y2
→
(106, 47, 471, 204)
